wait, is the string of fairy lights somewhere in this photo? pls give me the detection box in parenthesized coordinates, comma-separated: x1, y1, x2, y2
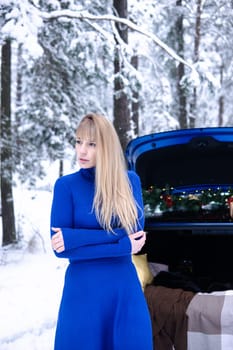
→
(143, 185, 233, 218)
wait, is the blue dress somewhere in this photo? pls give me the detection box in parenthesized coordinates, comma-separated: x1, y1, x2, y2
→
(50, 167, 153, 350)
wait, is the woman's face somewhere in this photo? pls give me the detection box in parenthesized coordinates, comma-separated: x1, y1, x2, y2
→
(75, 137, 97, 168)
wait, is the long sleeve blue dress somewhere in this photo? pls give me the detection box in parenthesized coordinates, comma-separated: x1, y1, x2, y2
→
(50, 167, 153, 350)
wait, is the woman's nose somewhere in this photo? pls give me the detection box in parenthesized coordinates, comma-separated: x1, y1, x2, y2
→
(80, 143, 87, 153)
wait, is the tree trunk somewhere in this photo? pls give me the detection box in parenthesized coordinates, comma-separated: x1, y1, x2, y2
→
(131, 54, 139, 136)
(59, 159, 64, 177)
(176, 0, 187, 129)
(15, 43, 23, 161)
(1, 39, 17, 245)
(113, 0, 130, 151)
(190, 0, 202, 128)
(218, 64, 224, 126)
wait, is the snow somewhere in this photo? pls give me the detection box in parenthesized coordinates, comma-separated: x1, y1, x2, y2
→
(0, 183, 68, 350)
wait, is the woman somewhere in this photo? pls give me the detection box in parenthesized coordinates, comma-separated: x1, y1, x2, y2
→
(50, 113, 153, 350)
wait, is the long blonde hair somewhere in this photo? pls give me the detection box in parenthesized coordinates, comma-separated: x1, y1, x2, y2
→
(76, 113, 138, 234)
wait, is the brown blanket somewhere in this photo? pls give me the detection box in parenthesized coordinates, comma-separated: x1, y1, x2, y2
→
(144, 285, 195, 350)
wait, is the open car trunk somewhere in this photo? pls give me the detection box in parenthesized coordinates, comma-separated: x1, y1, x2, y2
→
(126, 127, 233, 291)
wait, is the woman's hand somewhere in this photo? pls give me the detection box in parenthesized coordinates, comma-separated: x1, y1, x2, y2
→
(51, 227, 65, 253)
(129, 230, 146, 254)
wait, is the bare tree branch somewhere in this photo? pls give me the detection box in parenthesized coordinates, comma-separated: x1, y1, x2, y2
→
(40, 9, 197, 73)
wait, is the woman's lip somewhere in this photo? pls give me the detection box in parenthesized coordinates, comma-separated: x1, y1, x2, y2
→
(79, 158, 88, 162)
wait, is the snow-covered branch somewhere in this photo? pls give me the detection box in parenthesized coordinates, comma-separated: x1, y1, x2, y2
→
(40, 10, 196, 73)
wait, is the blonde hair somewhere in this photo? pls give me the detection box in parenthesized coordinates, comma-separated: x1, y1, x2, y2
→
(76, 113, 138, 234)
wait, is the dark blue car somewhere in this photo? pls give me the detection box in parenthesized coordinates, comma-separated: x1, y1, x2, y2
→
(126, 127, 233, 289)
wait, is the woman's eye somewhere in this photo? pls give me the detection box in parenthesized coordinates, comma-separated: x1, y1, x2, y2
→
(89, 142, 96, 147)
(76, 139, 81, 145)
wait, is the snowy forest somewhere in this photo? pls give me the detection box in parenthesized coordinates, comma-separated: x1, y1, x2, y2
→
(1, 0, 233, 246)
(1, 1, 233, 348)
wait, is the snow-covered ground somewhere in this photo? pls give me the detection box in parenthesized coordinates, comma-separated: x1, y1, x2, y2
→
(0, 181, 68, 350)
